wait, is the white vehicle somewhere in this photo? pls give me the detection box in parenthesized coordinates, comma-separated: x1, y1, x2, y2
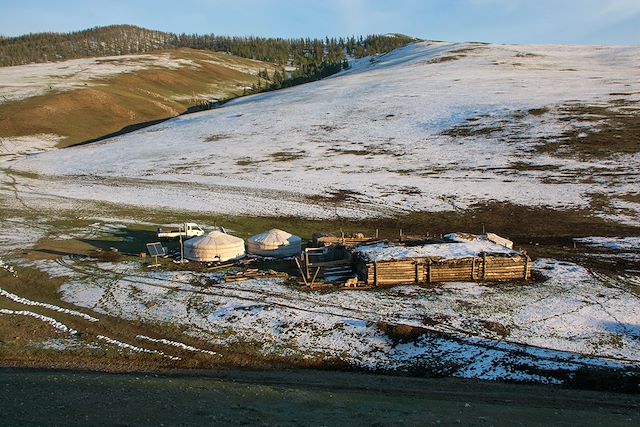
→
(157, 223, 205, 238)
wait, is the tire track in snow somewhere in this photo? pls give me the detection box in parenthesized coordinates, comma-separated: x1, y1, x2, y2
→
(3, 170, 30, 211)
(592, 271, 640, 300)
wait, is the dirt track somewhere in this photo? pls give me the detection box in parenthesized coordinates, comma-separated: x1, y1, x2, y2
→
(1, 368, 638, 426)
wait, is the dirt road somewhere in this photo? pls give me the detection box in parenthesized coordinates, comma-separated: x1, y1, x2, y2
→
(1, 368, 638, 426)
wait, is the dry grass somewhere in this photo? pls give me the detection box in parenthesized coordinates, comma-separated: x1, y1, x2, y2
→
(376, 321, 430, 345)
(269, 150, 307, 162)
(235, 157, 259, 166)
(0, 48, 277, 147)
(536, 102, 640, 160)
(307, 188, 363, 204)
(426, 46, 485, 64)
(204, 134, 229, 142)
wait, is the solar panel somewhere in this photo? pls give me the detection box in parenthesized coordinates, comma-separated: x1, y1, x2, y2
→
(146, 242, 166, 257)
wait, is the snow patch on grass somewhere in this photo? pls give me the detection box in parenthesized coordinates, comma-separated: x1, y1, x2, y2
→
(0, 287, 99, 322)
(96, 335, 180, 360)
(0, 134, 62, 156)
(575, 236, 640, 251)
(0, 308, 77, 335)
(0, 53, 199, 103)
(32, 337, 97, 351)
(0, 259, 17, 277)
(136, 335, 218, 356)
(0, 218, 49, 254)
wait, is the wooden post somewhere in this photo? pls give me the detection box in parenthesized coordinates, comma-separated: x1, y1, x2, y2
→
(179, 234, 184, 264)
(375, 228, 379, 239)
(399, 229, 403, 242)
(341, 229, 345, 244)
(373, 262, 378, 287)
(415, 262, 419, 284)
(294, 257, 308, 286)
(310, 267, 321, 287)
(427, 260, 432, 283)
(304, 250, 310, 280)
(482, 253, 487, 281)
(471, 258, 476, 280)
(524, 256, 529, 281)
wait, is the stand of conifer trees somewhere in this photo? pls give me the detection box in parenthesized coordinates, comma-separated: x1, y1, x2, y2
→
(0, 25, 417, 87)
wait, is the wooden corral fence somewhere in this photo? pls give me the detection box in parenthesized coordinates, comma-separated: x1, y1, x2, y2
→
(313, 232, 380, 247)
(355, 253, 531, 286)
(298, 246, 355, 285)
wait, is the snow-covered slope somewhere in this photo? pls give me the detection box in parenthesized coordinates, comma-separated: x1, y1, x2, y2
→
(8, 41, 640, 221)
(0, 53, 197, 103)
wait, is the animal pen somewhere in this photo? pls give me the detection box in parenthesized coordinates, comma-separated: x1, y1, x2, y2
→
(353, 251, 530, 286)
(301, 232, 531, 286)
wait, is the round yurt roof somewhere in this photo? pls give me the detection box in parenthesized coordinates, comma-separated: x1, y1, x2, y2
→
(186, 231, 244, 248)
(247, 229, 301, 246)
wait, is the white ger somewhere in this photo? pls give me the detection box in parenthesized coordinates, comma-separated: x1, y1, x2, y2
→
(247, 228, 302, 258)
(184, 231, 246, 262)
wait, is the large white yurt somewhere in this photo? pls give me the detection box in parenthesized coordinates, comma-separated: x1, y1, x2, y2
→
(184, 231, 245, 262)
(247, 228, 302, 258)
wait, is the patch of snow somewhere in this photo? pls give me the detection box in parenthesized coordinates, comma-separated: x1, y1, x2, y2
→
(0, 287, 99, 322)
(96, 335, 180, 360)
(355, 238, 519, 262)
(441, 282, 489, 296)
(0, 217, 49, 254)
(31, 337, 100, 351)
(533, 258, 593, 282)
(0, 259, 17, 276)
(136, 335, 218, 356)
(575, 236, 640, 251)
(0, 134, 62, 157)
(26, 259, 80, 278)
(0, 53, 199, 103)
(0, 308, 77, 334)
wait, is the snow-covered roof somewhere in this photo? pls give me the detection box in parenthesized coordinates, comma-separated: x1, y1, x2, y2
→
(247, 228, 301, 246)
(185, 231, 243, 248)
(355, 238, 520, 262)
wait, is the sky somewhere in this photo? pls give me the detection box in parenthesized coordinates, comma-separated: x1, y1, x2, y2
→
(0, 0, 639, 45)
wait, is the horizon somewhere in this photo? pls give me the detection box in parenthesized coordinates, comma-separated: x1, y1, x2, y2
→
(0, 0, 639, 46)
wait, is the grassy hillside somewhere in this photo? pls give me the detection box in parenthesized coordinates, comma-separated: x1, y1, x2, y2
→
(0, 48, 278, 147)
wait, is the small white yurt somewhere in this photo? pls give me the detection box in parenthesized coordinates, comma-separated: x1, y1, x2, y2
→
(247, 228, 302, 258)
(184, 231, 245, 262)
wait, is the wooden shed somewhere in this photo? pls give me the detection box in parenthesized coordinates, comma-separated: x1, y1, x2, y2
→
(352, 233, 530, 286)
